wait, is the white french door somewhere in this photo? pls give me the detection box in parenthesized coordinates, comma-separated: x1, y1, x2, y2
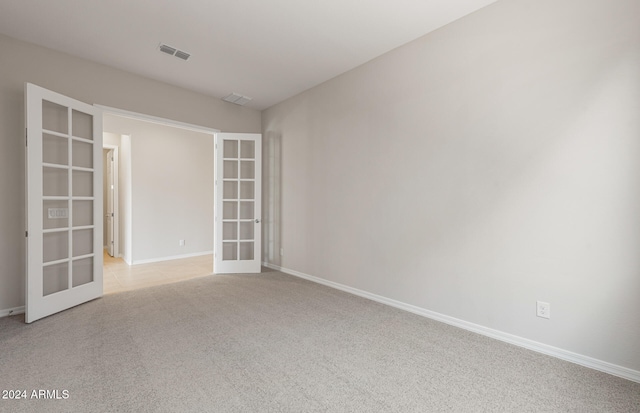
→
(214, 133, 262, 274)
(25, 83, 103, 323)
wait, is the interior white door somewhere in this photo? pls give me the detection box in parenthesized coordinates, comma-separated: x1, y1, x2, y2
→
(106, 149, 114, 257)
(214, 133, 262, 274)
(25, 83, 103, 323)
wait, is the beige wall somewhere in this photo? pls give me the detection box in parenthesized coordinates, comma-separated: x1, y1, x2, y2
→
(0, 34, 260, 311)
(262, 0, 640, 372)
(103, 115, 214, 263)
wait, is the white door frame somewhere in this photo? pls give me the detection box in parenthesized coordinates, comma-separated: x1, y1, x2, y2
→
(103, 144, 119, 257)
(97, 105, 220, 135)
(96, 105, 221, 270)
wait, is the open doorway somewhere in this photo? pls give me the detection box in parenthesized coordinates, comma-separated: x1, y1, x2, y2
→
(99, 107, 219, 293)
(24, 83, 261, 321)
(102, 145, 119, 258)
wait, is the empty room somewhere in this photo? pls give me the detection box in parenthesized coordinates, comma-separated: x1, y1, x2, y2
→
(0, 0, 639, 411)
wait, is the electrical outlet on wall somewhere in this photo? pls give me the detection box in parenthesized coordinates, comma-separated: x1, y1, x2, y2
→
(179, 239, 185, 247)
(536, 301, 550, 319)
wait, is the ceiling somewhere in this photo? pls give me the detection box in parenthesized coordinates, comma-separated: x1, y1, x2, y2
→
(0, 0, 498, 110)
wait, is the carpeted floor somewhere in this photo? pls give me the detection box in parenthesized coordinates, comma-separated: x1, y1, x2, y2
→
(1, 270, 638, 412)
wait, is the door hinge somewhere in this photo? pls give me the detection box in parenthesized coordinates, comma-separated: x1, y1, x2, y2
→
(25, 231, 28, 237)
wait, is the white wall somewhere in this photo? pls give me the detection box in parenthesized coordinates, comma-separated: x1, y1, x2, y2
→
(103, 133, 122, 147)
(121, 135, 133, 264)
(262, 0, 640, 373)
(0, 33, 260, 312)
(103, 115, 214, 263)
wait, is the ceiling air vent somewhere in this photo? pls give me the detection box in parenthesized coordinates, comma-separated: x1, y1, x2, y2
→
(223, 93, 253, 106)
(174, 50, 191, 61)
(158, 43, 190, 61)
(159, 44, 177, 55)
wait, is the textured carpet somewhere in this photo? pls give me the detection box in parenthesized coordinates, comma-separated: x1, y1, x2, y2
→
(1, 270, 638, 412)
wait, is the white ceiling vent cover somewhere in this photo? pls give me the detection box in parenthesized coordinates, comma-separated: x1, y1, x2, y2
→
(223, 93, 253, 106)
(158, 43, 190, 61)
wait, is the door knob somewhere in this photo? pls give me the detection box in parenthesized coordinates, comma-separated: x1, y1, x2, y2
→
(255, 219, 260, 224)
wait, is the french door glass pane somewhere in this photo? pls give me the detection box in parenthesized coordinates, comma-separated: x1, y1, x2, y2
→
(239, 242, 254, 260)
(42, 100, 68, 133)
(43, 200, 69, 230)
(43, 134, 68, 165)
(72, 170, 93, 196)
(240, 140, 255, 159)
(72, 200, 93, 226)
(224, 140, 238, 158)
(43, 232, 68, 263)
(72, 140, 93, 168)
(239, 201, 254, 219)
(240, 161, 254, 179)
(223, 201, 237, 219)
(223, 181, 238, 199)
(223, 161, 238, 179)
(43, 167, 68, 196)
(240, 181, 254, 199)
(43, 262, 69, 296)
(239, 222, 254, 240)
(223, 222, 237, 240)
(72, 257, 93, 287)
(71, 109, 93, 140)
(72, 229, 93, 257)
(223, 242, 237, 260)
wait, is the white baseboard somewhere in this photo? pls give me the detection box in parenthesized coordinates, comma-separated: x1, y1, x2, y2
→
(133, 251, 213, 265)
(264, 262, 640, 384)
(0, 306, 25, 318)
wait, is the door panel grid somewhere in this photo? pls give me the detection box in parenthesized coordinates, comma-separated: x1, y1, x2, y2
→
(222, 139, 255, 261)
(40, 100, 96, 295)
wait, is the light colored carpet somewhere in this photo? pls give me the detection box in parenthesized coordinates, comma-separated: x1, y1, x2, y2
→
(1, 270, 638, 412)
